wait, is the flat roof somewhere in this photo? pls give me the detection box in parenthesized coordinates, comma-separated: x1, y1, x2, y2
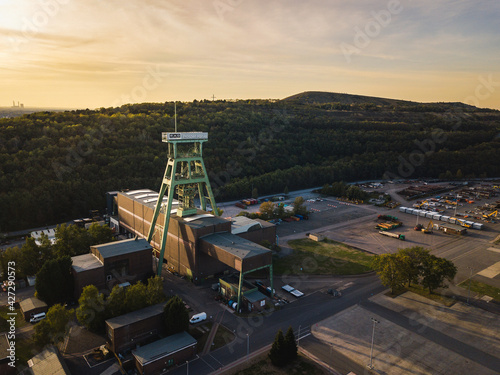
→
(133, 331, 197, 366)
(19, 297, 47, 312)
(119, 189, 178, 211)
(244, 290, 267, 303)
(71, 253, 103, 273)
(93, 238, 152, 258)
(231, 216, 262, 234)
(201, 232, 271, 261)
(106, 303, 165, 330)
(28, 345, 71, 375)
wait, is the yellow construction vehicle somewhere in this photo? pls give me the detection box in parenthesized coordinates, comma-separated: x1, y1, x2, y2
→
(422, 220, 433, 234)
(483, 210, 498, 219)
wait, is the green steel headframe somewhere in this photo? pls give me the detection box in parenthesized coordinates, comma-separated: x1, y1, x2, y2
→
(147, 132, 219, 276)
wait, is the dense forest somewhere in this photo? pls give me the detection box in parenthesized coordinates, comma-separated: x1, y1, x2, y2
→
(1, 91, 499, 231)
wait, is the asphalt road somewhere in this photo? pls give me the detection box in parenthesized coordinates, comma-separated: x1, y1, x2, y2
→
(167, 275, 385, 375)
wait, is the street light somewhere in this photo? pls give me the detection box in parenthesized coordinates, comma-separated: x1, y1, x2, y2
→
(367, 318, 379, 369)
(246, 333, 249, 361)
(467, 267, 473, 305)
(298, 325, 301, 348)
(186, 360, 189, 375)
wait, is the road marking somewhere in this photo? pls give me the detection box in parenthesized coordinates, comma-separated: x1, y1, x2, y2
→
(477, 261, 500, 278)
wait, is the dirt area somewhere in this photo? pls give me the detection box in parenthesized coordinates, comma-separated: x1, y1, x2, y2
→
(312, 291, 500, 375)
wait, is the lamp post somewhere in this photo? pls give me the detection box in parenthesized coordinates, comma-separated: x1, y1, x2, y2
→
(246, 333, 249, 361)
(467, 267, 473, 305)
(186, 360, 189, 375)
(298, 325, 301, 348)
(367, 318, 379, 369)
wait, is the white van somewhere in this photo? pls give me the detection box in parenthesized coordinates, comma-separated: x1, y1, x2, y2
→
(189, 312, 207, 324)
(30, 312, 46, 324)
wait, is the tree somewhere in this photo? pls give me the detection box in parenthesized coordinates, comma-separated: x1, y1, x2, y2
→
(284, 186, 289, 195)
(283, 326, 298, 361)
(106, 285, 127, 318)
(46, 304, 74, 343)
(252, 187, 258, 199)
(164, 296, 189, 336)
(53, 224, 90, 257)
(33, 319, 52, 347)
(146, 276, 166, 306)
(124, 282, 148, 312)
(76, 285, 107, 331)
(398, 247, 430, 287)
(420, 255, 457, 293)
(259, 202, 276, 220)
(292, 196, 307, 216)
(34, 304, 74, 346)
(371, 253, 406, 294)
(268, 329, 286, 367)
(87, 222, 114, 246)
(35, 256, 74, 306)
(18, 237, 41, 277)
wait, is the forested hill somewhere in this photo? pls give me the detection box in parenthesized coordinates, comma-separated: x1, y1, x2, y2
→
(0, 94, 499, 231)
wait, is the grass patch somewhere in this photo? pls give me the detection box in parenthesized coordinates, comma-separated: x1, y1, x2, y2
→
(229, 354, 327, 375)
(458, 279, 500, 302)
(274, 238, 373, 275)
(14, 337, 38, 367)
(0, 305, 27, 328)
(190, 322, 212, 353)
(406, 285, 456, 307)
(212, 324, 235, 351)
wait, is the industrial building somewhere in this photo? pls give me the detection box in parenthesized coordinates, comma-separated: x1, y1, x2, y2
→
(71, 237, 153, 298)
(19, 297, 48, 322)
(105, 303, 166, 353)
(113, 131, 275, 311)
(219, 275, 267, 312)
(132, 331, 197, 375)
(27, 345, 71, 375)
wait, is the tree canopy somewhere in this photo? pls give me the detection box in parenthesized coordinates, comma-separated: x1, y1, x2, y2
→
(164, 295, 189, 336)
(1, 99, 498, 231)
(371, 247, 457, 294)
(35, 256, 74, 306)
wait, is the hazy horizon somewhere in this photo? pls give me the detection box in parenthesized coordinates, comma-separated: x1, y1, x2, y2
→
(1, 1, 499, 110)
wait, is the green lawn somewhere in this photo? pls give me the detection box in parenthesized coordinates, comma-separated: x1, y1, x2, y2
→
(273, 239, 373, 275)
(0, 305, 27, 329)
(405, 285, 456, 307)
(212, 324, 235, 351)
(233, 355, 327, 375)
(458, 279, 500, 302)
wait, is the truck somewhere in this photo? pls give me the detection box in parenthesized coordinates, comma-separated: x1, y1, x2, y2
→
(378, 231, 405, 241)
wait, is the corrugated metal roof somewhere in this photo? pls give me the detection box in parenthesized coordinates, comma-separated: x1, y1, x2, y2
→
(93, 238, 152, 258)
(20, 297, 47, 312)
(106, 303, 166, 330)
(71, 253, 103, 272)
(132, 331, 197, 365)
(231, 216, 262, 234)
(201, 232, 270, 260)
(243, 290, 267, 303)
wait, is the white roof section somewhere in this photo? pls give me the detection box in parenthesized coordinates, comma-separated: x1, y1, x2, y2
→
(281, 284, 295, 292)
(231, 216, 263, 235)
(183, 213, 214, 222)
(30, 228, 57, 246)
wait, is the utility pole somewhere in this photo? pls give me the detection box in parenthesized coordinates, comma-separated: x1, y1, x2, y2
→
(186, 360, 189, 375)
(212, 94, 216, 101)
(467, 267, 473, 305)
(246, 333, 249, 361)
(367, 318, 379, 369)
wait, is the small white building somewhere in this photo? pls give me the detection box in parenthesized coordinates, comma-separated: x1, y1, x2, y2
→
(30, 228, 56, 246)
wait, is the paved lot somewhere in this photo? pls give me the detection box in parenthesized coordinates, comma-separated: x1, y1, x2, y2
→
(312, 291, 500, 375)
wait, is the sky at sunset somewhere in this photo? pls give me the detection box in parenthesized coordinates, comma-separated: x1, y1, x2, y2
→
(1, 0, 499, 109)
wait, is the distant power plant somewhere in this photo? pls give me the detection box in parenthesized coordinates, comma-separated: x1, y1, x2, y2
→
(12, 100, 24, 108)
